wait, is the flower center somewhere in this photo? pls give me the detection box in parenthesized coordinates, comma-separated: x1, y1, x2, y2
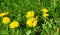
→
(32, 20, 34, 23)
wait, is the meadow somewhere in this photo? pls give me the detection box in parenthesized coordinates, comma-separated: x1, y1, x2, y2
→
(0, 0, 60, 35)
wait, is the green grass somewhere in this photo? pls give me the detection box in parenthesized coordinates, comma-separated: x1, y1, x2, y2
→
(0, 0, 60, 35)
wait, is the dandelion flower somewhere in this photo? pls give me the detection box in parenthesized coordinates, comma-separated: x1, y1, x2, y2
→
(43, 13, 49, 18)
(9, 21, 19, 28)
(0, 12, 9, 17)
(26, 18, 37, 27)
(42, 8, 48, 13)
(2, 17, 10, 24)
(26, 11, 35, 18)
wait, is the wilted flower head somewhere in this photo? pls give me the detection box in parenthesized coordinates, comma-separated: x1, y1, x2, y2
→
(57, 28, 60, 32)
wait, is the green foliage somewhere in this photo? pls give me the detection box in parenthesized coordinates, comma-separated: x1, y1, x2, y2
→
(0, 0, 60, 35)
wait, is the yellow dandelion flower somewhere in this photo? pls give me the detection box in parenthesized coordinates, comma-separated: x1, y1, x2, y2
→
(0, 12, 9, 17)
(43, 13, 49, 18)
(26, 18, 37, 27)
(42, 8, 48, 13)
(2, 17, 10, 24)
(9, 21, 19, 28)
(26, 11, 35, 18)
